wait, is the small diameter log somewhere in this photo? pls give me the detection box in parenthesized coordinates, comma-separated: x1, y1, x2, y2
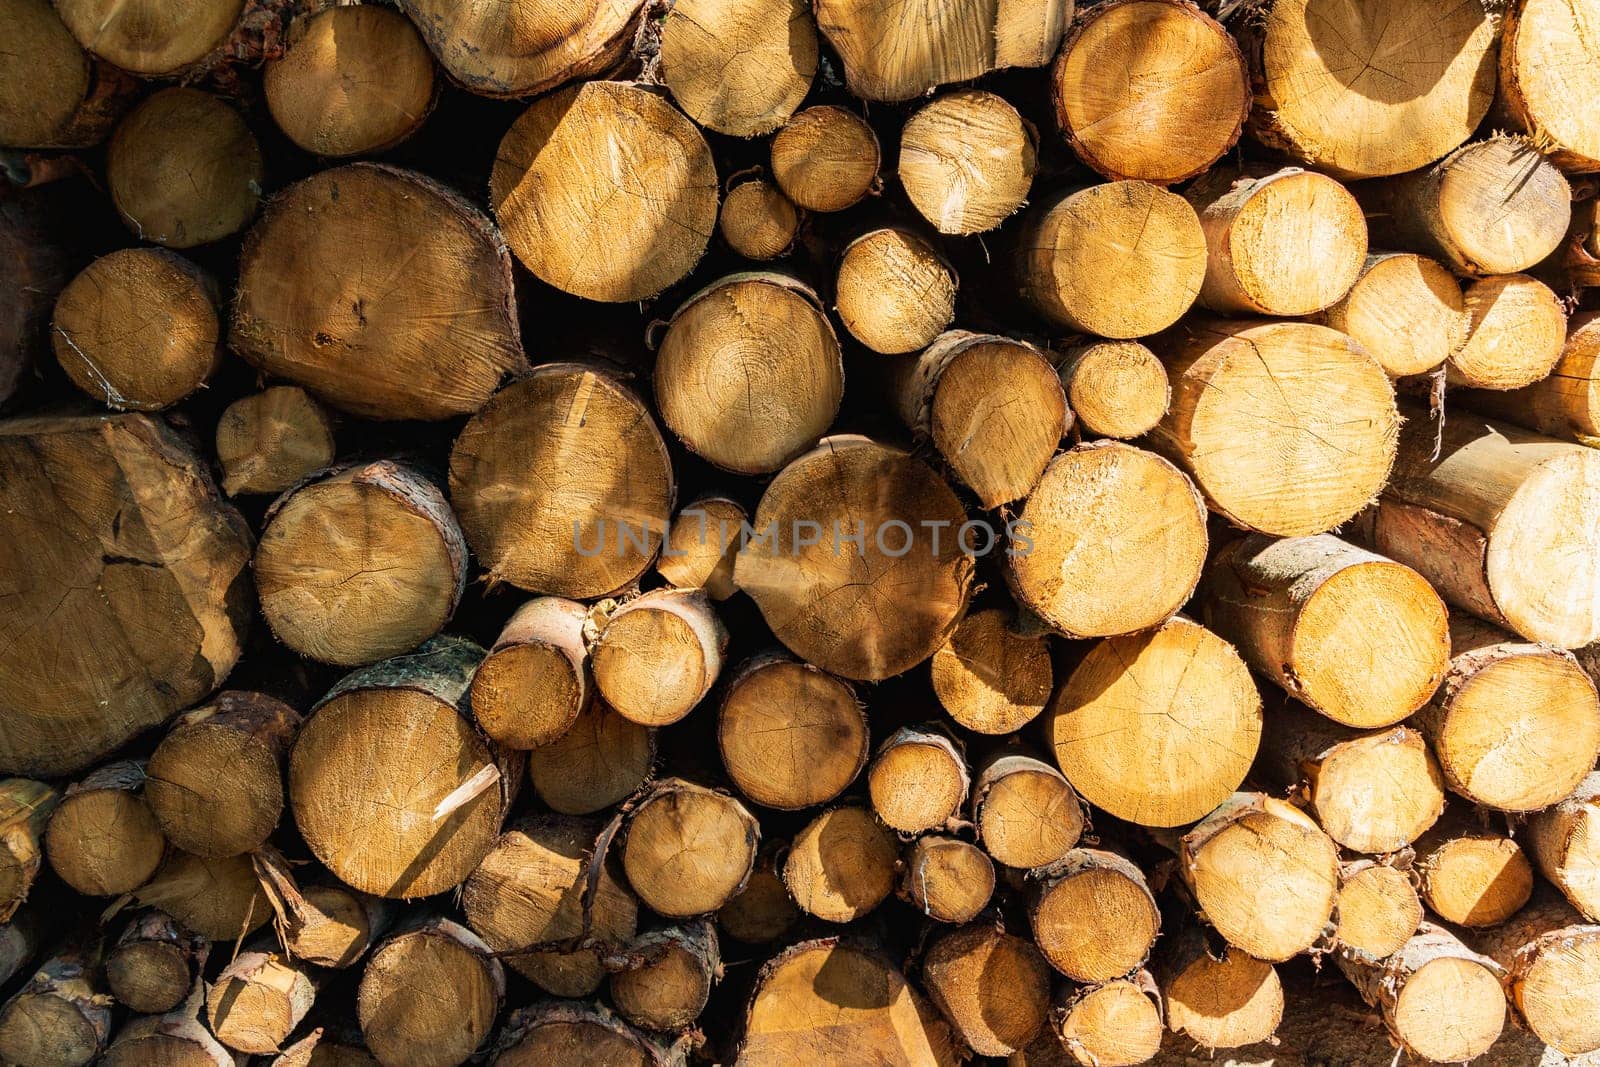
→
(657, 496, 746, 599)
(216, 386, 336, 497)
(717, 845, 799, 944)
(624, 779, 758, 918)
(929, 608, 1052, 735)
(265, 5, 435, 157)
(1048, 618, 1262, 829)
(53, 0, 258, 77)
(1334, 860, 1423, 960)
(1008, 442, 1206, 638)
(1053, 340, 1170, 440)
(659, 0, 816, 136)
(106, 89, 261, 248)
(593, 589, 728, 727)
(836, 229, 957, 355)
(357, 917, 504, 1067)
(1501, 0, 1600, 172)
(0, 911, 40, 988)
(891, 331, 1067, 508)
(253, 846, 392, 968)
(972, 753, 1085, 870)
(717, 652, 868, 810)
(654, 273, 843, 474)
(206, 946, 318, 1055)
(269, 1030, 377, 1067)
(289, 636, 512, 899)
(145, 690, 300, 858)
(1359, 136, 1572, 276)
(1018, 181, 1206, 338)
(51, 248, 219, 411)
(1030, 849, 1160, 983)
(922, 925, 1052, 1056)
(1149, 319, 1399, 537)
(135, 851, 269, 941)
(1457, 310, 1600, 441)
(784, 805, 898, 923)
(234, 163, 526, 420)
(1319, 253, 1467, 378)
(495, 1001, 688, 1066)
(1187, 166, 1368, 316)
(470, 597, 590, 750)
(900, 836, 994, 924)
(463, 815, 637, 997)
(1527, 772, 1600, 920)
(1228, 0, 1497, 179)
(102, 982, 233, 1067)
(0, 413, 251, 777)
(527, 699, 654, 815)
(867, 726, 968, 834)
(1055, 978, 1164, 1067)
(1180, 793, 1339, 962)
(1468, 885, 1600, 1054)
(1336, 924, 1507, 1063)
(1053, 0, 1247, 185)
(769, 106, 880, 212)
(0, 779, 59, 920)
(1204, 534, 1449, 728)
(734, 436, 974, 681)
(610, 921, 720, 1032)
(0, 948, 112, 1067)
(1414, 816, 1534, 928)
(737, 939, 960, 1064)
(450, 363, 674, 597)
(900, 90, 1036, 234)
(718, 180, 799, 260)
(1447, 273, 1567, 390)
(1156, 928, 1283, 1051)
(1371, 407, 1600, 648)
(0, 0, 135, 148)
(492, 82, 716, 302)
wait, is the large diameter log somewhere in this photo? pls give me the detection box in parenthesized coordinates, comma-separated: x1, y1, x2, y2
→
(900, 836, 994, 924)
(770, 105, 880, 212)
(1414, 815, 1534, 928)
(495, 1000, 688, 1066)
(891, 331, 1067, 508)
(1052, 0, 1246, 184)
(233, 163, 526, 420)
(526, 698, 654, 815)
(1018, 181, 1206, 338)
(1156, 928, 1283, 1051)
(1203, 534, 1448, 728)
(0, 413, 251, 777)
(1334, 860, 1422, 960)
(1336, 924, 1507, 1063)
(1319, 253, 1467, 378)
(718, 180, 799, 260)
(106, 911, 204, 1015)
(654, 273, 843, 474)
(450, 364, 675, 597)
(1030, 849, 1159, 983)
(1053, 340, 1170, 440)
(1448, 273, 1567, 390)
(53, 0, 263, 77)
(1048, 618, 1262, 828)
(1228, 0, 1497, 179)
(357, 917, 504, 1067)
(1148, 319, 1399, 537)
(837, 229, 956, 356)
(610, 921, 720, 1032)
(1500, 0, 1600, 173)
(929, 608, 1052, 735)
(1054, 978, 1164, 1067)
(0, 949, 113, 1067)
(734, 436, 974, 681)
(922, 925, 1051, 1056)
(0, 0, 135, 148)
(1371, 407, 1600, 648)
(657, 497, 746, 600)
(215, 386, 336, 497)
(624, 780, 758, 918)
(289, 636, 513, 898)
(1527, 772, 1600, 920)
(972, 752, 1084, 870)
(135, 851, 269, 941)
(718, 844, 799, 944)
(899, 90, 1036, 235)
(1457, 310, 1600, 441)
(658, 0, 816, 137)
(206, 947, 318, 1055)
(492, 82, 716, 302)
(1008, 442, 1206, 638)
(867, 726, 968, 834)
(784, 805, 898, 923)
(470, 597, 590, 750)
(737, 939, 960, 1064)
(253, 847, 392, 969)
(0, 779, 57, 921)
(1468, 886, 1600, 1054)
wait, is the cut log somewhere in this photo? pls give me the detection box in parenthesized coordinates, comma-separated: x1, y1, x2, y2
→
(929, 608, 1052, 735)
(593, 590, 727, 727)
(784, 805, 898, 923)
(1468, 885, 1600, 1055)
(289, 636, 512, 899)
(495, 1000, 688, 1066)
(769, 105, 880, 212)
(899, 90, 1036, 235)
(1447, 273, 1567, 390)
(0, 948, 112, 1067)
(470, 597, 590, 750)
(52, 0, 265, 77)
(867, 726, 968, 834)
(0, 0, 135, 148)
(1457, 310, 1600, 441)
(0, 910, 40, 988)
(1053, 0, 1246, 184)
(264, 5, 435, 157)
(1228, 0, 1497, 179)
(51, 248, 219, 411)
(106, 88, 261, 248)
(1319, 253, 1467, 378)
(1055, 978, 1164, 1067)
(492, 81, 716, 302)
(526, 699, 655, 815)
(1148, 319, 1399, 537)
(233, 162, 526, 420)
(1018, 181, 1206, 338)
(610, 921, 720, 1032)
(1030, 849, 1160, 983)
(1370, 407, 1600, 648)
(1202, 533, 1449, 728)
(836, 229, 956, 356)
(0, 779, 58, 921)
(1007, 441, 1206, 638)
(657, 496, 746, 600)
(1414, 816, 1535, 928)
(1527, 772, 1600, 920)
(215, 386, 336, 497)
(357, 917, 504, 1067)
(971, 752, 1085, 870)
(1053, 340, 1169, 440)
(1336, 924, 1506, 1063)
(1334, 860, 1422, 960)
(101, 979, 232, 1067)
(891, 331, 1067, 508)
(659, 0, 816, 137)
(0, 413, 251, 777)
(922, 924, 1051, 1056)
(0, 192, 77, 406)
(1500, 0, 1600, 173)
(654, 273, 843, 474)
(717, 845, 799, 944)
(718, 179, 799, 260)
(206, 946, 318, 1055)
(1048, 618, 1261, 828)
(1157, 928, 1283, 1051)
(107, 909, 204, 1014)
(717, 652, 868, 811)
(734, 436, 974, 681)
(252, 845, 393, 968)
(900, 835, 994, 924)
(623, 779, 758, 918)
(450, 363, 675, 597)
(134, 850, 269, 941)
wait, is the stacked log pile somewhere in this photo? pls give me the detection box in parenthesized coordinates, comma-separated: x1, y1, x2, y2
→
(10, 0, 1600, 1064)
